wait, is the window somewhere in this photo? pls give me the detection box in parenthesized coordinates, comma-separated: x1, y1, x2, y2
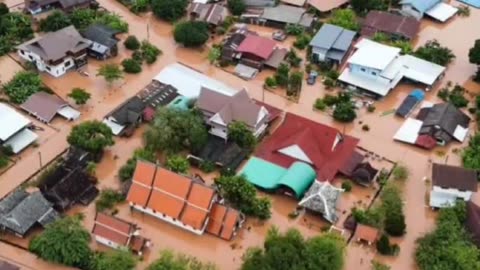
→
(46, 66, 51, 71)
(65, 60, 72, 67)
(20, 50, 24, 55)
(371, 71, 377, 76)
(360, 68, 366, 72)
(28, 55, 33, 60)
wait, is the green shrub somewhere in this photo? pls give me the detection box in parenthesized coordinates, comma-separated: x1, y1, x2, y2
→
(124, 35, 140, 50)
(96, 189, 125, 212)
(341, 181, 352, 192)
(323, 94, 338, 106)
(3, 71, 42, 104)
(265, 76, 277, 88)
(140, 40, 162, 64)
(121, 58, 142, 74)
(323, 77, 336, 89)
(367, 105, 376, 112)
(199, 160, 215, 173)
(314, 98, 326, 111)
(392, 165, 408, 181)
(293, 33, 311, 50)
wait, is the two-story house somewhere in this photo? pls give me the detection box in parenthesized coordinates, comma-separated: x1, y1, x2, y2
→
(399, 0, 457, 22)
(17, 26, 91, 77)
(430, 163, 478, 208)
(309, 23, 356, 65)
(196, 87, 269, 139)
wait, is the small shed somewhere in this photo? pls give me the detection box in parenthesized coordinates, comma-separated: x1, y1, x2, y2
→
(354, 224, 379, 245)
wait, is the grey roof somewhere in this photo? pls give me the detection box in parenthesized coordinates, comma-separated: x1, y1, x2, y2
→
(82, 24, 119, 49)
(299, 181, 343, 223)
(244, 0, 276, 7)
(20, 92, 68, 123)
(59, 0, 90, 8)
(0, 191, 59, 236)
(110, 96, 145, 125)
(310, 24, 356, 52)
(261, 5, 311, 26)
(0, 260, 20, 270)
(17, 25, 91, 62)
(419, 103, 470, 143)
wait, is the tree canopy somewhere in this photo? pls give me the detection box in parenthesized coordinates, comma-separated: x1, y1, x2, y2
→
(332, 93, 357, 123)
(144, 107, 208, 153)
(96, 63, 124, 85)
(381, 184, 406, 236)
(39, 10, 71, 32)
(119, 147, 156, 182)
(29, 216, 92, 269)
(227, 121, 256, 151)
(0, 12, 33, 56)
(227, 0, 246, 16)
(69, 9, 128, 32)
(0, 3, 8, 16)
(67, 121, 114, 154)
(91, 250, 137, 270)
(151, 0, 188, 22)
(328, 9, 360, 31)
(68, 87, 91, 105)
(3, 71, 42, 104)
(462, 133, 480, 170)
(469, 39, 480, 82)
(414, 40, 455, 66)
(174, 21, 209, 47)
(215, 174, 271, 220)
(241, 227, 345, 270)
(351, 0, 388, 15)
(124, 35, 140, 50)
(165, 155, 190, 174)
(147, 250, 217, 270)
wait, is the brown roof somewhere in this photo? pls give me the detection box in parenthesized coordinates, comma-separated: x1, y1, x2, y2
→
(432, 163, 478, 192)
(206, 203, 240, 240)
(354, 224, 379, 243)
(17, 25, 91, 61)
(361, 11, 420, 40)
(197, 87, 232, 114)
(20, 92, 67, 123)
(92, 212, 134, 246)
(188, 184, 215, 209)
(307, 0, 348, 12)
(466, 201, 480, 247)
(264, 48, 288, 69)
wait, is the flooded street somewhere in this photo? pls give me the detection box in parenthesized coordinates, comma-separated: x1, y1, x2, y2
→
(0, 0, 480, 269)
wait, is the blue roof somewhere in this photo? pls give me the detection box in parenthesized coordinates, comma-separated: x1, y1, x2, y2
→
(400, 0, 441, 13)
(458, 0, 480, 8)
(309, 24, 356, 52)
(409, 89, 425, 101)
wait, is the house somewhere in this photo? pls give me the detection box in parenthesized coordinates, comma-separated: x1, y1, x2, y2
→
(298, 181, 343, 223)
(280, 0, 306, 7)
(236, 34, 277, 69)
(222, 32, 248, 61)
(0, 103, 38, 154)
(429, 163, 478, 208)
(82, 24, 120, 60)
(25, 0, 95, 14)
(354, 224, 379, 245)
(338, 39, 445, 98)
(189, 3, 228, 27)
(243, 5, 314, 29)
(243, 0, 275, 7)
(400, 0, 458, 22)
(103, 97, 145, 136)
(206, 203, 245, 241)
(465, 201, 480, 247)
(137, 82, 179, 122)
(0, 260, 19, 270)
(197, 87, 269, 139)
(92, 212, 149, 255)
(21, 92, 81, 123)
(0, 190, 59, 237)
(361, 11, 420, 40)
(395, 89, 425, 118)
(309, 24, 356, 65)
(307, 0, 349, 13)
(17, 26, 91, 77)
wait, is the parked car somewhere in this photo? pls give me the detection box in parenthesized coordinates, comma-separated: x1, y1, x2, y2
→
(272, 30, 287, 41)
(307, 71, 318, 85)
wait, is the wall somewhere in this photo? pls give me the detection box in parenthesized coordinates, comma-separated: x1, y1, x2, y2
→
(312, 47, 328, 62)
(401, 5, 423, 20)
(17, 49, 73, 77)
(95, 235, 122, 250)
(432, 185, 473, 201)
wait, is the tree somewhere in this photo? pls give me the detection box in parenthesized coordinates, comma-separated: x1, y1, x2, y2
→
(414, 40, 455, 66)
(174, 21, 209, 47)
(91, 250, 137, 270)
(165, 155, 190, 174)
(147, 250, 217, 270)
(241, 228, 345, 270)
(381, 184, 406, 236)
(129, 0, 149, 14)
(3, 71, 42, 104)
(29, 216, 92, 269)
(227, 0, 246, 16)
(0, 12, 33, 56)
(376, 234, 394, 255)
(371, 261, 391, 270)
(118, 148, 156, 182)
(96, 63, 124, 86)
(462, 133, 480, 170)
(96, 189, 125, 212)
(39, 10, 71, 32)
(67, 120, 114, 154)
(351, 0, 388, 15)
(0, 3, 8, 16)
(69, 8, 96, 30)
(215, 174, 271, 219)
(392, 164, 408, 181)
(121, 58, 142, 73)
(140, 40, 162, 64)
(68, 87, 91, 105)
(144, 107, 208, 153)
(208, 46, 221, 64)
(124, 35, 140, 50)
(328, 9, 360, 31)
(227, 121, 256, 151)
(151, 0, 188, 22)
(93, 12, 128, 33)
(333, 96, 356, 123)
(275, 63, 290, 87)
(288, 71, 303, 96)
(469, 39, 480, 82)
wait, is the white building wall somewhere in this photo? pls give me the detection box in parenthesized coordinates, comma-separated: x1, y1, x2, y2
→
(95, 235, 122, 250)
(401, 5, 423, 20)
(432, 186, 473, 201)
(17, 50, 75, 77)
(312, 47, 328, 62)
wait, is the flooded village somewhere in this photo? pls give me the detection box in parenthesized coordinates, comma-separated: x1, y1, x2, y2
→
(0, 0, 480, 269)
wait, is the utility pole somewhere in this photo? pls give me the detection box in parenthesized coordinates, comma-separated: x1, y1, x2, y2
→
(38, 151, 42, 168)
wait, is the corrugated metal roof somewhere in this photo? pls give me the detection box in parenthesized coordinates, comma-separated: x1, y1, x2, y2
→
(400, 0, 440, 13)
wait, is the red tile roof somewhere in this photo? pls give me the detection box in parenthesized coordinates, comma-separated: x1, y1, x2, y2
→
(236, 34, 276, 60)
(126, 183, 151, 207)
(354, 224, 379, 243)
(255, 112, 359, 181)
(206, 203, 240, 240)
(92, 212, 134, 246)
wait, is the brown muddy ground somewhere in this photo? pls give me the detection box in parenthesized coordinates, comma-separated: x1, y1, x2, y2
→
(1, 1, 480, 269)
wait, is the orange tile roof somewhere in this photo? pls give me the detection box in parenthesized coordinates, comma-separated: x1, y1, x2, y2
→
(181, 205, 209, 230)
(153, 168, 192, 199)
(126, 183, 151, 207)
(220, 209, 239, 240)
(206, 204, 228, 235)
(95, 212, 133, 234)
(355, 224, 379, 243)
(132, 161, 156, 186)
(188, 183, 215, 210)
(148, 190, 185, 219)
(92, 213, 135, 246)
(206, 203, 240, 240)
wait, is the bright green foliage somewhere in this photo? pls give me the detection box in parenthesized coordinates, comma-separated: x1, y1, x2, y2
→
(174, 21, 209, 47)
(372, 32, 389, 43)
(147, 250, 217, 270)
(437, 84, 469, 108)
(333, 93, 356, 123)
(227, 121, 256, 151)
(119, 148, 156, 182)
(39, 10, 71, 32)
(341, 181, 352, 192)
(415, 201, 480, 270)
(415, 40, 455, 66)
(286, 49, 302, 67)
(67, 120, 114, 154)
(293, 33, 311, 50)
(0, 12, 33, 55)
(287, 71, 303, 96)
(462, 133, 480, 170)
(144, 107, 208, 153)
(94, 12, 128, 32)
(392, 165, 408, 181)
(166, 155, 190, 174)
(241, 228, 345, 270)
(371, 261, 391, 270)
(68, 87, 91, 105)
(124, 35, 140, 50)
(227, 0, 246, 15)
(129, 0, 149, 14)
(392, 40, 413, 55)
(275, 63, 290, 87)
(69, 9, 97, 30)
(351, 0, 388, 15)
(69, 9, 128, 32)
(352, 207, 384, 228)
(215, 174, 271, 220)
(381, 184, 406, 236)
(208, 47, 221, 64)
(91, 250, 137, 270)
(29, 216, 92, 269)
(97, 63, 124, 85)
(376, 234, 398, 255)
(151, 0, 188, 22)
(328, 9, 360, 31)
(285, 24, 303, 36)
(122, 58, 142, 73)
(96, 189, 125, 212)
(314, 98, 326, 111)
(265, 77, 277, 88)
(140, 40, 162, 64)
(3, 71, 42, 104)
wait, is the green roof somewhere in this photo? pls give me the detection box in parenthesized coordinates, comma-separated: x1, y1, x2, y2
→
(168, 96, 190, 110)
(240, 157, 316, 198)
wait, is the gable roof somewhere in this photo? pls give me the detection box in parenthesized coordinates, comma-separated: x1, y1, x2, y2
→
(419, 103, 470, 142)
(310, 24, 356, 52)
(92, 212, 135, 246)
(206, 203, 241, 240)
(237, 34, 276, 60)
(362, 11, 420, 40)
(82, 24, 119, 48)
(261, 5, 313, 26)
(299, 181, 343, 223)
(0, 103, 31, 142)
(17, 25, 91, 62)
(354, 224, 379, 243)
(432, 163, 478, 192)
(400, 0, 440, 13)
(190, 3, 227, 25)
(348, 39, 400, 70)
(255, 112, 359, 181)
(20, 92, 68, 123)
(307, 0, 348, 12)
(466, 201, 480, 247)
(110, 96, 145, 125)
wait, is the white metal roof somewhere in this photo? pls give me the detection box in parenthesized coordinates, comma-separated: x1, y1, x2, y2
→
(153, 63, 237, 99)
(400, 55, 445, 85)
(57, 106, 81, 121)
(393, 118, 423, 144)
(429, 190, 458, 208)
(0, 103, 31, 142)
(278, 144, 313, 164)
(425, 2, 458, 22)
(4, 128, 38, 154)
(453, 125, 469, 142)
(348, 39, 401, 70)
(281, 0, 306, 6)
(102, 117, 125, 136)
(338, 67, 401, 96)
